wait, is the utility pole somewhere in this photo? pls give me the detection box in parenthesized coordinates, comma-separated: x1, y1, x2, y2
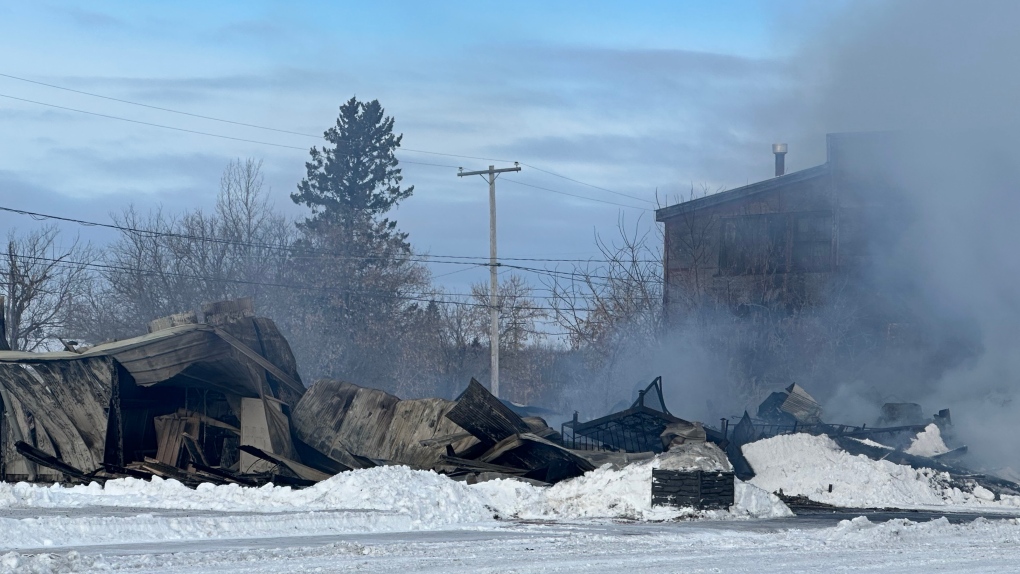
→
(457, 162, 521, 399)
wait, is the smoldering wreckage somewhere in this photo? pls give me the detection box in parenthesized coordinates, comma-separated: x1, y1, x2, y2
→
(0, 298, 1015, 512)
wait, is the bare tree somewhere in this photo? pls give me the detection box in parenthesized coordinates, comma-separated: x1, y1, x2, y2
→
(538, 216, 665, 412)
(548, 215, 663, 351)
(470, 273, 547, 353)
(101, 158, 293, 335)
(2, 225, 96, 351)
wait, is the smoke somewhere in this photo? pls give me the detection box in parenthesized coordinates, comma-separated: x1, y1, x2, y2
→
(560, 0, 1020, 470)
(791, 0, 1020, 467)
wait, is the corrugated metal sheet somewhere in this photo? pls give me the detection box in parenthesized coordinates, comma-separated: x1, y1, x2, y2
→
(445, 379, 530, 446)
(780, 383, 823, 423)
(0, 357, 114, 474)
(292, 380, 478, 470)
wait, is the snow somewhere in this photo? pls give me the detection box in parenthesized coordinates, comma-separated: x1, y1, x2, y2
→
(0, 510, 411, 550)
(472, 443, 787, 521)
(0, 465, 494, 529)
(7, 436, 1020, 571)
(905, 423, 950, 457)
(0, 449, 791, 554)
(849, 437, 893, 449)
(743, 433, 1020, 510)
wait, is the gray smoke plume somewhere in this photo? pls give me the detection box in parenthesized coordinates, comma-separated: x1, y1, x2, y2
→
(797, 0, 1020, 468)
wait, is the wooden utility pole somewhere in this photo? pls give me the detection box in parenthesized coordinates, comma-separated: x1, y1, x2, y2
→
(457, 162, 521, 399)
(0, 296, 9, 351)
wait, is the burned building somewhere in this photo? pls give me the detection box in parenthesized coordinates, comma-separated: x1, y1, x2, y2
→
(655, 132, 910, 315)
(651, 132, 988, 397)
(0, 299, 311, 483)
(0, 297, 596, 487)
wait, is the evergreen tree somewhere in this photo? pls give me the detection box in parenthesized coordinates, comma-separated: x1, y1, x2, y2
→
(284, 97, 427, 389)
(291, 96, 413, 251)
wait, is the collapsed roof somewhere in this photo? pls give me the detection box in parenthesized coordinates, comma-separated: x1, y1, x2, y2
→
(0, 299, 307, 483)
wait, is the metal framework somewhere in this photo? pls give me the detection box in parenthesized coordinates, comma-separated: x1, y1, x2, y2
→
(561, 377, 688, 453)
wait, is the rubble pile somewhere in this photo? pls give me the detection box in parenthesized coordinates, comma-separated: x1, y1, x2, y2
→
(1, 297, 1017, 516)
(0, 300, 595, 487)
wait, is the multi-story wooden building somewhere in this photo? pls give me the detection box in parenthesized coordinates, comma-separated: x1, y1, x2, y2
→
(655, 132, 907, 317)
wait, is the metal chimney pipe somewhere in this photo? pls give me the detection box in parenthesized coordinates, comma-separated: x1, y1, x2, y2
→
(773, 143, 788, 177)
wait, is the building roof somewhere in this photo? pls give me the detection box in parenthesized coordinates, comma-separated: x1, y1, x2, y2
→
(654, 163, 830, 222)
(0, 322, 304, 398)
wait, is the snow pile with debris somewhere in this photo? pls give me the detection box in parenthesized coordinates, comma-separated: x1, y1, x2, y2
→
(743, 433, 1018, 510)
(474, 444, 788, 521)
(905, 423, 950, 457)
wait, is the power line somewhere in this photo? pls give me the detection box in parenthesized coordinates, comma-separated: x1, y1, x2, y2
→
(0, 73, 653, 206)
(0, 205, 660, 265)
(0, 72, 513, 164)
(0, 93, 311, 151)
(0, 92, 462, 169)
(502, 178, 650, 210)
(0, 72, 321, 138)
(10, 252, 623, 312)
(3, 201, 660, 299)
(4, 92, 657, 210)
(520, 163, 654, 204)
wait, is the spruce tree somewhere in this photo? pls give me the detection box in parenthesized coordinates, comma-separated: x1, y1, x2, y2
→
(291, 96, 413, 251)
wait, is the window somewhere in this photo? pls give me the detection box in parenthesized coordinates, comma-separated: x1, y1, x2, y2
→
(718, 211, 832, 275)
(792, 212, 833, 272)
(718, 214, 787, 275)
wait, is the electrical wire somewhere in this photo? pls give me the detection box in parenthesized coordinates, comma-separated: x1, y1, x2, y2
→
(0, 73, 654, 207)
(0, 205, 660, 265)
(520, 163, 654, 204)
(501, 178, 650, 210)
(9, 252, 629, 312)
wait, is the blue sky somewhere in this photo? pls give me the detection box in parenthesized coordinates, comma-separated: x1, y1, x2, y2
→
(0, 0, 838, 294)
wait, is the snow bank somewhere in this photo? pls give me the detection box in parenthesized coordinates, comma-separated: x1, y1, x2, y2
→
(743, 433, 1020, 510)
(905, 423, 950, 457)
(0, 446, 789, 541)
(0, 465, 495, 529)
(822, 515, 1020, 547)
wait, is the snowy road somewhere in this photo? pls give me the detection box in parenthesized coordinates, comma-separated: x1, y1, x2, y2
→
(6, 511, 1020, 573)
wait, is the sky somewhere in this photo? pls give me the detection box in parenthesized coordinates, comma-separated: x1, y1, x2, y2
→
(0, 0, 837, 296)
(5, 0, 1020, 465)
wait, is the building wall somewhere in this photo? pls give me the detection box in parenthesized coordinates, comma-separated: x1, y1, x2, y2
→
(663, 172, 839, 313)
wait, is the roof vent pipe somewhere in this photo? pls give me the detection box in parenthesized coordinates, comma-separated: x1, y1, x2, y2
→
(773, 143, 788, 177)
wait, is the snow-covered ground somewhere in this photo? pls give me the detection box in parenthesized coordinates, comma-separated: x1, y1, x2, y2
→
(5, 514, 1020, 573)
(3, 436, 1020, 572)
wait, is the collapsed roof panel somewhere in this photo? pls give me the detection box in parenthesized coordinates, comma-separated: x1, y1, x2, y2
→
(292, 379, 478, 470)
(781, 384, 823, 424)
(445, 379, 531, 448)
(0, 356, 115, 475)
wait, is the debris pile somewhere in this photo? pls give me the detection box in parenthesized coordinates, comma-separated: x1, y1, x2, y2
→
(0, 298, 315, 487)
(0, 302, 597, 487)
(2, 298, 1017, 516)
(292, 378, 594, 485)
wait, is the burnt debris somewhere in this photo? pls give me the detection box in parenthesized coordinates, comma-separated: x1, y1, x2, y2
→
(1, 301, 1015, 505)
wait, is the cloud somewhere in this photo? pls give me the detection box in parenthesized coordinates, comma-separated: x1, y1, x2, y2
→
(59, 6, 124, 30)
